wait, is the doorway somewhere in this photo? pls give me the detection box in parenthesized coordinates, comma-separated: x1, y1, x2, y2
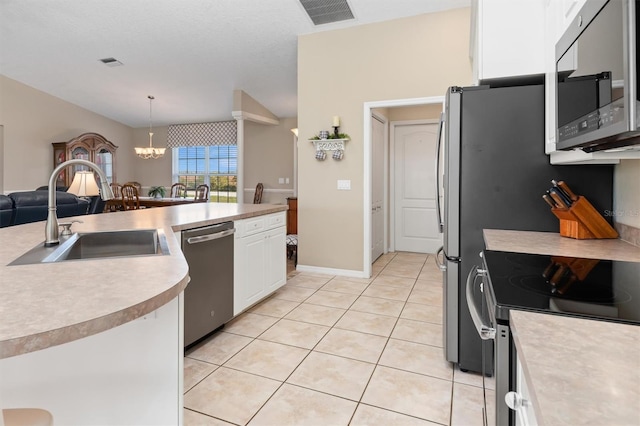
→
(391, 121, 441, 253)
(363, 96, 444, 277)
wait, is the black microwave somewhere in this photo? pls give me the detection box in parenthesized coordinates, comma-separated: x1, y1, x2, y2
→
(555, 0, 640, 152)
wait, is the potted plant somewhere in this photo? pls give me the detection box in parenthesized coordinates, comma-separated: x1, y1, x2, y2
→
(148, 186, 166, 199)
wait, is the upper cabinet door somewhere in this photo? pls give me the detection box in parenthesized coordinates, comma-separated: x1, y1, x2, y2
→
(471, 0, 546, 83)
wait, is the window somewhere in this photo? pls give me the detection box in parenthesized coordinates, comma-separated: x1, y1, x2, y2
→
(172, 146, 238, 202)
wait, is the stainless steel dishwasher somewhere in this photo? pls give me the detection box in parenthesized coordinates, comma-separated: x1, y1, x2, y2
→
(182, 221, 235, 348)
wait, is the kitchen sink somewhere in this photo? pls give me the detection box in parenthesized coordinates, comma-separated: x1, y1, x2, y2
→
(9, 229, 170, 266)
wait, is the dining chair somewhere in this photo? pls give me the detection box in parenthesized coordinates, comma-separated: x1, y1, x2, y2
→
(120, 184, 140, 210)
(108, 183, 123, 212)
(194, 184, 209, 202)
(125, 181, 142, 194)
(170, 183, 187, 198)
(253, 182, 264, 204)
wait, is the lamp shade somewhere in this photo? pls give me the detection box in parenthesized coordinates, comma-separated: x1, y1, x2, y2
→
(67, 171, 101, 196)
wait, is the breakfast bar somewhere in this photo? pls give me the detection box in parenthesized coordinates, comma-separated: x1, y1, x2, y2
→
(0, 202, 286, 424)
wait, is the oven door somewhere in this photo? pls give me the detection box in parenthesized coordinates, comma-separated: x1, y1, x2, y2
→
(466, 263, 513, 426)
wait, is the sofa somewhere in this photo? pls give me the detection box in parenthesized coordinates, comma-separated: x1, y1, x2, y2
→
(0, 191, 91, 228)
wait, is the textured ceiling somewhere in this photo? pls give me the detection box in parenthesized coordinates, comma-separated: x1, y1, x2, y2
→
(0, 0, 470, 127)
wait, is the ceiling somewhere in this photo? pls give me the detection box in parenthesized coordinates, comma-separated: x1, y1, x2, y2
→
(0, 0, 470, 128)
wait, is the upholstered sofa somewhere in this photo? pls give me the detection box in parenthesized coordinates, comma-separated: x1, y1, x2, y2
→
(0, 191, 91, 228)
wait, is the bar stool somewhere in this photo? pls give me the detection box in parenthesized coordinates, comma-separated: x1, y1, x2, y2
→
(2, 408, 53, 426)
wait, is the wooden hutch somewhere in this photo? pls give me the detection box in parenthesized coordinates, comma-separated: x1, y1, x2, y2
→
(52, 133, 118, 187)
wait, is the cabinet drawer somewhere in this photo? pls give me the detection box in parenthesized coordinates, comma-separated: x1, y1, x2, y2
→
(266, 212, 286, 230)
(241, 217, 266, 236)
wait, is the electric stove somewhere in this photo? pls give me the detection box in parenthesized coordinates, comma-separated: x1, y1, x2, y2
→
(472, 250, 640, 426)
(482, 250, 640, 326)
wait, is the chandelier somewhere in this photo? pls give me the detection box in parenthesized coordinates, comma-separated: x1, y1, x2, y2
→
(135, 95, 166, 159)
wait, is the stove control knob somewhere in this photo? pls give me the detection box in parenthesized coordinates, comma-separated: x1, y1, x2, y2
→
(505, 391, 528, 411)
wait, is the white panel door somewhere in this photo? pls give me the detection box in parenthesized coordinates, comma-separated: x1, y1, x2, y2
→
(394, 124, 441, 253)
(371, 116, 385, 262)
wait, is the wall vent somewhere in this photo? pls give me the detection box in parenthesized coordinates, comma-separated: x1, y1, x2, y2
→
(299, 0, 354, 25)
(99, 57, 124, 67)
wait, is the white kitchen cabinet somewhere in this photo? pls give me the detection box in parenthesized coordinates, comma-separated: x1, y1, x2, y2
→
(234, 212, 287, 315)
(471, 0, 545, 83)
(505, 354, 539, 426)
(0, 296, 182, 425)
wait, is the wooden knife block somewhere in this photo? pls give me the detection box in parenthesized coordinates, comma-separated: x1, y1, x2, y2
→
(551, 196, 618, 239)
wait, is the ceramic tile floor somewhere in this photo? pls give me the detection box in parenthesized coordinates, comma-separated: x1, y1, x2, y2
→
(184, 252, 496, 426)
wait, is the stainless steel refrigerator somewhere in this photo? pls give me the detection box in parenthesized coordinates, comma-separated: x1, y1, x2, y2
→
(436, 81, 614, 374)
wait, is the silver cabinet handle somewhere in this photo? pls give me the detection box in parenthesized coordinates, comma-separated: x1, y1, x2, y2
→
(465, 265, 495, 340)
(187, 228, 235, 244)
(434, 246, 446, 271)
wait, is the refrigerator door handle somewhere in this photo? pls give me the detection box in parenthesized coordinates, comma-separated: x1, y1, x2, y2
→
(435, 111, 445, 233)
(435, 246, 446, 271)
(465, 265, 495, 340)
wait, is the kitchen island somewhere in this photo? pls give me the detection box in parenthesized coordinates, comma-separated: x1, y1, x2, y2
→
(0, 202, 286, 424)
(510, 310, 640, 425)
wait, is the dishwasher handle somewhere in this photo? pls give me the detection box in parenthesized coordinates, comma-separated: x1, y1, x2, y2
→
(186, 228, 236, 245)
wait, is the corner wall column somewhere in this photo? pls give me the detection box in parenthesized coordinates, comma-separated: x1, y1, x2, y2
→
(236, 118, 244, 204)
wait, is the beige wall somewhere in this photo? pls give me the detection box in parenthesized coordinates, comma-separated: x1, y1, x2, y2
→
(386, 104, 443, 122)
(0, 75, 135, 193)
(0, 76, 294, 199)
(131, 125, 173, 192)
(298, 8, 472, 272)
(614, 160, 640, 228)
(244, 118, 297, 205)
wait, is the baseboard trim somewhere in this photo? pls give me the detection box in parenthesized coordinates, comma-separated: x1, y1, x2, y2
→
(295, 264, 369, 279)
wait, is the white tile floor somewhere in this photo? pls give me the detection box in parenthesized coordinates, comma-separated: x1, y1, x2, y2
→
(184, 252, 495, 426)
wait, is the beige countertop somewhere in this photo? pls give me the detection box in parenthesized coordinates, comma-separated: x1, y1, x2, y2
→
(483, 229, 640, 262)
(510, 310, 640, 426)
(0, 203, 287, 359)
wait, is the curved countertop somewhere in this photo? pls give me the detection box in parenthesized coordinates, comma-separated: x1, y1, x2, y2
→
(0, 203, 287, 359)
(510, 310, 640, 425)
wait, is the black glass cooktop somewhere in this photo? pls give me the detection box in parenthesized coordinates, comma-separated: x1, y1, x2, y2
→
(482, 250, 640, 325)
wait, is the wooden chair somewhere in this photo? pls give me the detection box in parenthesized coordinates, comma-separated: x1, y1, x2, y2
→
(194, 184, 209, 202)
(120, 184, 140, 210)
(170, 183, 187, 198)
(253, 182, 264, 204)
(108, 183, 122, 212)
(125, 181, 142, 194)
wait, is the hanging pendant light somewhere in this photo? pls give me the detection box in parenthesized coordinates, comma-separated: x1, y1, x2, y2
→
(134, 95, 166, 159)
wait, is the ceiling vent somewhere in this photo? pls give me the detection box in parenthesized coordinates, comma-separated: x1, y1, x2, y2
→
(299, 0, 354, 25)
(99, 57, 124, 67)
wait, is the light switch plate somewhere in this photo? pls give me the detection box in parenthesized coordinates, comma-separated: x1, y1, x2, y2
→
(337, 180, 351, 190)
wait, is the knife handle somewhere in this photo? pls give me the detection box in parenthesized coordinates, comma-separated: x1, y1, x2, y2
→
(551, 180, 573, 206)
(549, 190, 568, 209)
(542, 194, 556, 208)
(557, 180, 579, 202)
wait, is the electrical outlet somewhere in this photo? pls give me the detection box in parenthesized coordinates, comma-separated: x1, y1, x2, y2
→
(337, 180, 351, 190)
(285, 178, 290, 184)
(278, 177, 285, 184)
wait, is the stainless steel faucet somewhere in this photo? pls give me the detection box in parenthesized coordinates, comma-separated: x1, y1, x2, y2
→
(45, 159, 115, 246)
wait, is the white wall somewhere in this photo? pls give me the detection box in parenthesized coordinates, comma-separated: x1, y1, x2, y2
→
(613, 159, 640, 229)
